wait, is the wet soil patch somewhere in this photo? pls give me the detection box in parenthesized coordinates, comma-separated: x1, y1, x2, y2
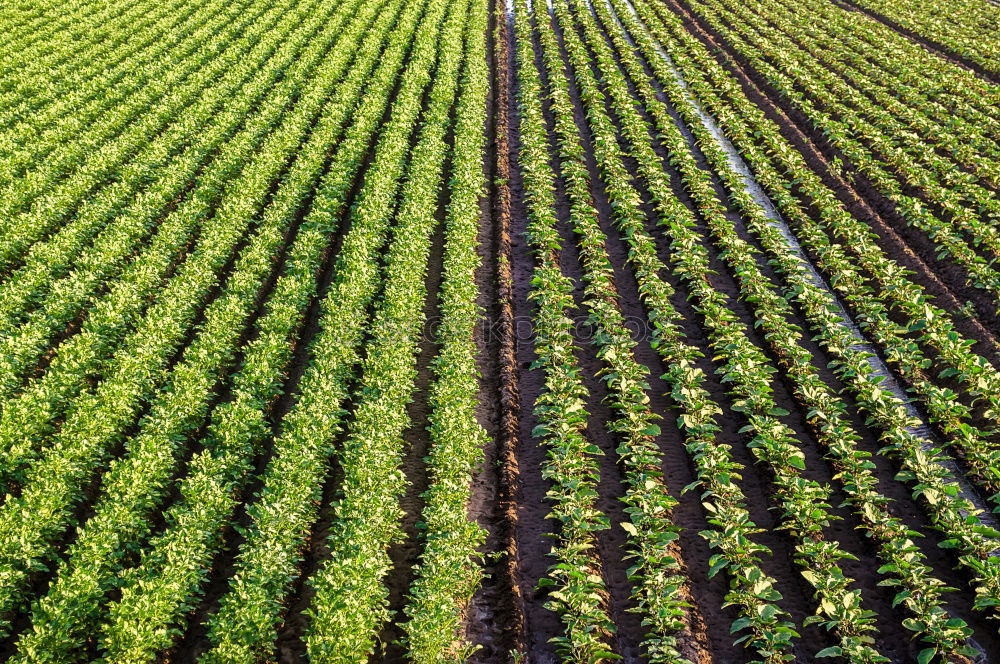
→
(662, 0, 1000, 361)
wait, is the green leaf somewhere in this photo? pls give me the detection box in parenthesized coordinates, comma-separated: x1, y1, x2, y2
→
(708, 557, 728, 578)
(730, 617, 751, 634)
(681, 480, 701, 495)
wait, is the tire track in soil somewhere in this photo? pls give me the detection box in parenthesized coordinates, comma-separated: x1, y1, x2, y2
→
(465, 1, 521, 656)
(663, 0, 1000, 353)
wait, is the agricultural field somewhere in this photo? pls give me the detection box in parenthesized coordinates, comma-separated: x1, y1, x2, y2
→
(0, 0, 998, 661)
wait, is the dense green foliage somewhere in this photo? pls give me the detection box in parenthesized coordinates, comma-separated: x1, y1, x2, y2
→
(0, 0, 996, 660)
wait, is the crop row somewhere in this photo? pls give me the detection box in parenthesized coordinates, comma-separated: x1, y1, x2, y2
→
(0, 0, 270, 264)
(0, 0, 319, 338)
(519, 0, 806, 658)
(4, 0, 995, 659)
(676, 0, 1000, 153)
(0, 0, 345, 487)
(529, 0, 1000, 659)
(513, 0, 620, 657)
(632, 0, 1000, 525)
(636, 0, 1000, 491)
(0, 0, 206, 141)
(528, 1, 704, 660)
(173, 0, 466, 659)
(0, 0, 380, 636)
(97, 0, 445, 659)
(0, 0, 329, 405)
(6, 0, 411, 658)
(5, 0, 489, 658)
(612, 0, 1000, 649)
(601, 0, 995, 657)
(400, 0, 492, 655)
(0, 0, 106, 68)
(848, 0, 1000, 75)
(0, 0, 176, 123)
(678, 0, 1000, 302)
(550, 0, 884, 658)
(758, 0, 1000, 182)
(298, 0, 475, 658)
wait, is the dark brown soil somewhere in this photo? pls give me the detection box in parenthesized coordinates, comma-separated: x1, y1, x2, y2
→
(670, 0, 1000, 343)
(832, 0, 1000, 85)
(665, 0, 1000, 354)
(542, 7, 715, 661)
(6, 0, 1000, 661)
(501, 8, 570, 658)
(465, 0, 525, 657)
